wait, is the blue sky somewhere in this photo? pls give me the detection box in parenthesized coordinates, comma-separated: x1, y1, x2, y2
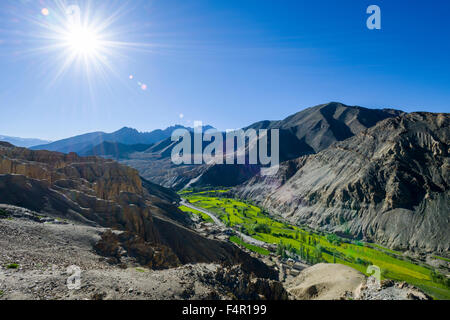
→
(0, 0, 449, 140)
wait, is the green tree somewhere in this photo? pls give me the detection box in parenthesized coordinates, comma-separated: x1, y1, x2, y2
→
(254, 223, 271, 234)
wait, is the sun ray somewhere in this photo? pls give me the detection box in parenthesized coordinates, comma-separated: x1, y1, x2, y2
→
(2, 0, 161, 94)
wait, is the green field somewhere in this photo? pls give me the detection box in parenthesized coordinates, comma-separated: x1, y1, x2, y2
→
(433, 255, 450, 263)
(229, 236, 270, 256)
(181, 190, 450, 300)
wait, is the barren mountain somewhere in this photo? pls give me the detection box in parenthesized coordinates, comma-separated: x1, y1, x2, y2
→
(245, 102, 404, 160)
(235, 112, 449, 253)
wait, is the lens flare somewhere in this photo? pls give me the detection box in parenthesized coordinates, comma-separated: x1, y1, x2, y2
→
(5, 1, 155, 92)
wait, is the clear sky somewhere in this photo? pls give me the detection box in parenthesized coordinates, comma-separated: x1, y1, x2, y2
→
(0, 0, 449, 140)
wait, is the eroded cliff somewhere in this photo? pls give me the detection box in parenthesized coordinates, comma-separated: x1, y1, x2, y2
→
(0, 142, 276, 277)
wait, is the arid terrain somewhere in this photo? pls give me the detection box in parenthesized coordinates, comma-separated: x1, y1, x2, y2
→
(0, 205, 287, 300)
(0, 204, 433, 300)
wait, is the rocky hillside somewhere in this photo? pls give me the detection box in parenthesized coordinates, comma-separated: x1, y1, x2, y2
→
(0, 142, 276, 277)
(0, 206, 429, 300)
(235, 113, 449, 253)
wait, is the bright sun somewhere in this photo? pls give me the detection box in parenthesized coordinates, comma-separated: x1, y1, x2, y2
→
(64, 25, 101, 56)
(31, 3, 145, 83)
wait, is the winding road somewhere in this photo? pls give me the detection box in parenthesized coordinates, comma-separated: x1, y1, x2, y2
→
(180, 199, 267, 247)
(180, 199, 224, 226)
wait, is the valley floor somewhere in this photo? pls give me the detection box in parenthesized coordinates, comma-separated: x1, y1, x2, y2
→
(179, 189, 450, 300)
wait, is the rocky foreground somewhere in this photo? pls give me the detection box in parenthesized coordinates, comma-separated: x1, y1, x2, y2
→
(0, 206, 430, 300)
(0, 206, 286, 300)
(285, 263, 431, 300)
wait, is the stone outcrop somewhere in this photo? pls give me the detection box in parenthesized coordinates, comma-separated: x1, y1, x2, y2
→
(286, 263, 366, 300)
(94, 229, 181, 269)
(235, 113, 449, 253)
(208, 265, 289, 300)
(286, 263, 432, 300)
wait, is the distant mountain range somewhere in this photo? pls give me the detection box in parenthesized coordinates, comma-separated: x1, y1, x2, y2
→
(31, 125, 213, 154)
(123, 102, 405, 189)
(0, 135, 51, 148)
(24, 103, 408, 191)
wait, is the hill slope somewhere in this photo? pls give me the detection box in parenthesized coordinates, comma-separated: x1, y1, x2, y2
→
(245, 102, 404, 161)
(235, 112, 449, 252)
(79, 141, 153, 158)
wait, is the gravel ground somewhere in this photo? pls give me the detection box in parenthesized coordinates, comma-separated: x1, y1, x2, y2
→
(0, 207, 261, 300)
(0, 262, 226, 300)
(0, 208, 226, 300)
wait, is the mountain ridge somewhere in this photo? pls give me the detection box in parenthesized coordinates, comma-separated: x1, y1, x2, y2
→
(30, 125, 214, 155)
(124, 102, 405, 189)
(234, 112, 449, 252)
